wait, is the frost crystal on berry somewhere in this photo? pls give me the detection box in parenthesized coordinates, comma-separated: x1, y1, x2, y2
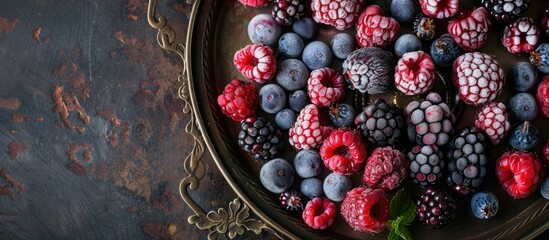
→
(307, 68, 346, 107)
(448, 7, 491, 51)
(289, 104, 332, 150)
(395, 51, 436, 95)
(356, 5, 400, 48)
(419, 0, 459, 19)
(475, 102, 510, 145)
(310, 0, 365, 30)
(234, 44, 277, 84)
(502, 17, 540, 54)
(343, 47, 397, 94)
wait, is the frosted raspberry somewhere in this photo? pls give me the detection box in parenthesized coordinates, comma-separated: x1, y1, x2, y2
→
(543, 139, 549, 168)
(233, 44, 277, 84)
(302, 197, 337, 229)
(452, 52, 505, 105)
(502, 17, 540, 54)
(356, 5, 400, 48)
(239, 0, 271, 7)
(395, 51, 436, 95)
(217, 79, 258, 121)
(496, 151, 545, 198)
(320, 129, 367, 175)
(307, 68, 346, 107)
(419, 0, 459, 19)
(536, 76, 549, 118)
(448, 8, 491, 51)
(340, 187, 389, 233)
(310, 0, 365, 30)
(475, 102, 510, 145)
(363, 147, 409, 191)
(289, 104, 333, 150)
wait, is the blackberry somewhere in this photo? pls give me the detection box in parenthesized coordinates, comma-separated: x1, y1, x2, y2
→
(408, 145, 445, 186)
(238, 117, 283, 161)
(416, 188, 457, 229)
(405, 92, 455, 146)
(446, 127, 489, 195)
(272, 0, 305, 26)
(354, 99, 404, 147)
(482, 0, 531, 23)
(279, 190, 304, 211)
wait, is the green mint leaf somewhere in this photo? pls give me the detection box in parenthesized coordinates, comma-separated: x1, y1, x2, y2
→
(390, 188, 412, 219)
(395, 224, 413, 240)
(401, 201, 417, 225)
(388, 229, 402, 240)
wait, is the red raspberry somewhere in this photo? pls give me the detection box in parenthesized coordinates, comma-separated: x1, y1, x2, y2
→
(448, 7, 491, 51)
(340, 187, 389, 234)
(289, 104, 333, 150)
(302, 197, 337, 230)
(536, 76, 549, 118)
(307, 68, 346, 107)
(502, 17, 540, 54)
(395, 51, 436, 95)
(419, 0, 459, 19)
(320, 129, 367, 175)
(233, 44, 277, 84)
(452, 52, 505, 105)
(356, 5, 400, 48)
(543, 139, 549, 169)
(496, 151, 545, 199)
(310, 0, 365, 30)
(239, 0, 271, 7)
(363, 147, 409, 191)
(475, 102, 510, 145)
(217, 79, 258, 121)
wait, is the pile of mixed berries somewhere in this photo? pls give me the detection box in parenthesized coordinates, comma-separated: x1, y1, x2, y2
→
(221, 0, 549, 236)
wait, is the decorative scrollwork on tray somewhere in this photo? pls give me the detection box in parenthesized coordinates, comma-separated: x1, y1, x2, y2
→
(147, 0, 275, 239)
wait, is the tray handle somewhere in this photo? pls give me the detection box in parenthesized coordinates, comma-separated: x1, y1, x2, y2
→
(146, 1, 276, 239)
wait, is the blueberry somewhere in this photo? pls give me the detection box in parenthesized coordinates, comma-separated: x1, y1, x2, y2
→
(302, 41, 332, 70)
(278, 33, 304, 58)
(248, 14, 282, 46)
(390, 0, 417, 23)
(430, 35, 461, 67)
(275, 109, 296, 130)
(470, 191, 499, 219)
(541, 178, 549, 200)
(323, 172, 351, 202)
(293, 149, 323, 178)
(288, 90, 309, 112)
(509, 62, 538, 92)
(331, 33, 356, 59)
(509, 122, 540, 151)
(292, 17, 317, 40)
(259, 84, 286, 114)
(328, 103, 356, 128)
(276, 59, 309, 91)
(260, 158, 295, 194)
(394, 34, 422, 57)
(531, 43, 549, 74)
(300, 177, 323, 198)
(508, 93, 539, 121)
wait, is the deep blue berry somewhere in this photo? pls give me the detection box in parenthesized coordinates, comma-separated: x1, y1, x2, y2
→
(394, 34, 422, 57)
(278, 33, 304, 58)
(430, 35, 461, 67)
(300, 177, 323, 198)
(276, 59, 309, 91)
(390, 0, 417, 23)
(509, 62, 538, 92)
(293, 149, 323, 178)
(260, 158, 295, 193)
(248, 14, 282, 46)
(302, 41, 332, 70)
(531, 43, 549, 74)
(509, 122, 540, 151)
(288, 90, 309, 112)
(470, 191, 499, 219)
(259, 84, 286, 114)
(323, 172, 351, 202)
(541, 178, 549, 200)
(331, 33, 356, 59)
(292, 17, 317, 40)
(275, 109, 296, 131)
(508, 93, 539, 121)
(328, 103, 356, 128)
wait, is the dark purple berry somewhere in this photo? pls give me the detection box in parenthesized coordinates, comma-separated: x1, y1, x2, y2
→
(394, 34, 422, 57)
(508, 93, 539, 121)
(259, 84, 286, 114)
(260, 158, 295, 193)
(275, 109, 296, 130)
(276, 59, 309, 91)
(279, 190, 304, 211)
(330, 33, 356, 59)
(509, 121, 539, 151)
(509, 62, 538, 92)
(328, 103, 356, 128)
(430, 35, 461, 67)
(278, 33, 304, 58)
(300, 177, 323, 198)
(288, 90, 309, 112)
(470, 191, 498, 219)
(292, 17, 317, 40)
(293, 149, 323, 178)
(323, 172, 351, 202)
(302, 41, 332, 70)
(391, 0, 417, 23)
(416, 188, 457, 228)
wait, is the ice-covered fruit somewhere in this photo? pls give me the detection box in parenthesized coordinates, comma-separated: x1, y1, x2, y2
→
(391, 0, 417, 23)
(356, 5, 400, 48)
(323, 172, 352, 202)
(272, 0, 305, 26)
(363, 147, 409, 191)
(302, 41, 332, 70)
(408, 145, 445, 186)
(509, 62, 538, 92)
(288, 90, 309, 112)
(543, 9, 549, 38)
(481, 0, 532, 23)
(289, 104, 333, 150)
(341, 187, 390, 234)
(530, 43, 549, 75)
(301, 177, 324, 198)
(405, 92, 455, 146)
(260, 158, 295, 193)
(248, 14, 282, 46)
(275, 109, 296, 131)
(502, 17, 539, 54)
(238, 117, 283, 161)
(328, 103, 356, 128)
(508, 93, 539, 121)
(276, 59, 309, 91)
(475, 102, 511, 145)
(331, 33, 356, 59)
(310, 0, 365, 30)
(541, 178, 549, 200)
(293, 17, 318, 40)
(537, 76, 549, 118)
(470, 191, 498, 219)
(278, 33, 304, 58)
(496, 151, 545, 199)
(307, 68, 346, 107)
(413, 14, 436, 41)
(395, 50, 436, 95)
(234, 44, 276, 84)
(294, 149, 323, 178)
(279, 190, 304, 211)
(419, 0, 459, 19)
(430, 35, 461, 67)
(320, 129, 367, 175)
(447, 8, 491, 51)
(343, 47, 397, 94)
(355, 99, 403, 147)
(239, 0, 271, 7)
(416, 188, 457, 228)
(394, 34, 422, 57)
(217, 79, 258, 122)
(259, 84, 286, 114)
(508, 122, 539, 151)
(302, 197, 337, 230)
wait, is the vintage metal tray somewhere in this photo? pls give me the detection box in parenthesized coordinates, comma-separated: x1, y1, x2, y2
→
(148, 0, 549, 239)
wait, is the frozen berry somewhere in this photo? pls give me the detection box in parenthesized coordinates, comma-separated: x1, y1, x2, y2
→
(276, 59, 309, 91)
(470, 191, 499, 219)
(416, 188, 457, 228)
(307, 68, 346, 107)
(408, 145, 445, 186)
(355, 99, 404, 147)
(239, 0, 271, 7)
(302, 41, 332, 70)
(509, 62, 538, 92)
(300, 177, 324, 198)
(311, 0, 365, 30)
(323, 172, 352, 202)
(234, 44, 277, 84)
(272, 0, 305, 26)
(395, 50, 436, 95)
(278, 33, 304, 58)
(259, 84, 286, 114)
(279, 190, 304, 211)
(363, 147, 409, 191)
(331, 33, 356, 59)
(530, 43, 549, 75)
(475, 102, 511, 145)
(275, 108, 296, 130)
(482, 0, 532, 23)
(341, 187, 390, 233)
(430, 34, 461, 68)
(248, 14, 282, 46)
(541, 178, 549, 200)
(289, 104, 333, 150)
(292, 17, 318, 40)
(238, 117, 283, 160)
(508, 93, 539, 121)
(391, 0, 418, 23)
(356, 5, 400, 48)
(502, 17, 540, 54)
(419, 0, 459, 19)
(496, 151, 545, 199)
(320, 128, 367, 175)
(509, 121, 539, 151)
(294, 149, 323, 178)
(302, 197, 337, 230)
(394, 34, 422, 57)
(288, 90, 309, 112)
(328, 103, 356, 128)
(537, 76, 549, 118)
(405, 92, 455, 146)
(260, 158, 295, 193)
(343, 47, 397, 94)
(543, 9, 549, 38)
(413, 13, 436, 41)
(448, 8, 491, 51)
(217, 79, 259, 122)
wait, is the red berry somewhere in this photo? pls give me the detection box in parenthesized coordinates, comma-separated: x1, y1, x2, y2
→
(302, 197, 337, 230)
(310, 0, 365, 30)
(395, 51, 436, 95)
(340, 187, 389, 234)
(233, 44, 277, 84)
(217, 79, 259, 121)
(543, 139, 549, 169)
(536, 76, 549, 118)
(475, 102, 510, 145)
(307, 68, 346, 107)
(363, 147, 409, 191)
(502, 17, 540, 54)
(320, 129, 367, 175)
(356, 5, 400, 48)
(496, 151, 545, 199)
(448, 7, 491, 51)
(419, 0, 459, 19)
(289, 104, 333, 150)
(239, 0, 271, 7)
